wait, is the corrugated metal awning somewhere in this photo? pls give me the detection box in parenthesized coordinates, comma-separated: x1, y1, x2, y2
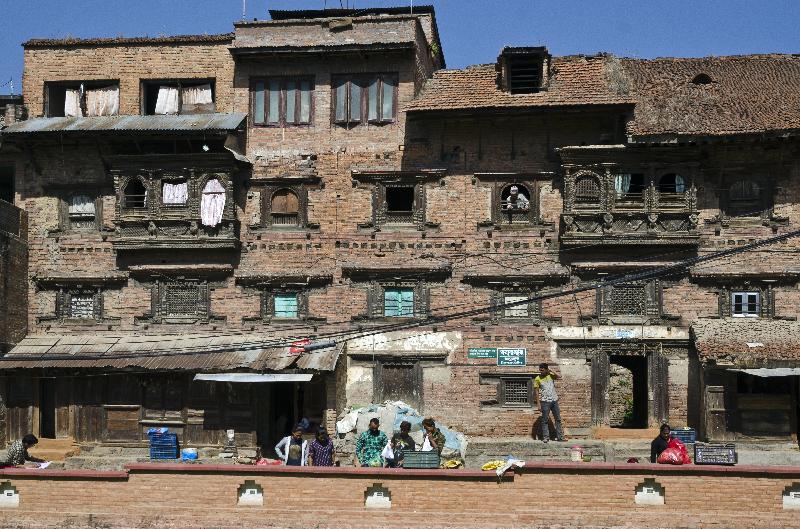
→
(193, 373, 313, 382)
(0, 333, 343, 372)
(1, 113, 247, 134)
(729, 368, 800, 377)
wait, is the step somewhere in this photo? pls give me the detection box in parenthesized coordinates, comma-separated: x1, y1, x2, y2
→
(592, 427, 659, 440)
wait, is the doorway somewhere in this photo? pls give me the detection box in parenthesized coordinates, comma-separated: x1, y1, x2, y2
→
(0, 166, 13, 204)
(609, 355, 648, 428)
(39, 379, 56, 439)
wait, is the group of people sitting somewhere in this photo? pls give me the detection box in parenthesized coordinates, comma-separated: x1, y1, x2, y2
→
(274, 416, 446, 468)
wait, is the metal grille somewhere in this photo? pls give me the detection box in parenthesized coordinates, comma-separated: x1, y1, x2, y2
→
(575, 176, 600, 202)
(69, 294, 95, 319)
(502, 379, 530, 406)
(610, 284, 646, 315)
(164, 283, 200, 316)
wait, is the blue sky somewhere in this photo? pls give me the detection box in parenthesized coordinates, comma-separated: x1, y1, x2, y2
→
(2, 0, 799, 95)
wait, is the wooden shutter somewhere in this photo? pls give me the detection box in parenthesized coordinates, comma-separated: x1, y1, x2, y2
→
(591, 351, 610, 426)
(384, 288, 400, 317)
(93, 196, 104, 231)
(399, 288, 414, 317)
(648, 349, 669, 426)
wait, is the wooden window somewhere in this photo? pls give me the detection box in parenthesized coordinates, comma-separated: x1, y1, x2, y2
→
(385, 186, 415, 224)
(499, 377, 533, 407)
(658, 173, 686, 194)
(732, 291, 760, 318)
(69, 293, 95, 319)
(503, 294, 529, 318)
(45, 81, 119, 117)
(161, 179, 188, 206)
(152, 280, 210, 322)
(726, 179, 769, 217)
(507, 57, 542, 94)
(496, 182, 537, 225)
(122, 179, 147, 209)
(251, 77, 313, 126)
(599, 282, 661, 318)
(56, 287, 103, 321)
(575, 175, 601, 203)
(164, 283, 204, 317)
(384, 288, 414, 317)
(270, 188, 300, 226)
(65, 193, 100, 230)
(374, 361, 422, 410)
(332, 74, 397, 125)
(274, 293, 299, 318)
(614, 173, 646, 198)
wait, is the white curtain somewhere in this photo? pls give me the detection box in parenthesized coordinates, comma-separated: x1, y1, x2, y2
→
(162, 182, 188, 205)
(200, 179, 226, 227)
(181, 84, 212, 105)
(64, 88, 83, 117)
(154, 86, 180, 114)
(85, 85, 119, 116)
(615, 174, 632, 195)
(674, 174, 686, 193)
(68, 194, 95, 216)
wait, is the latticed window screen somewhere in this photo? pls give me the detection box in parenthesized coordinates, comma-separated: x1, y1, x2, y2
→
(609, 284, 647, 315)
(69, 293, 95, 319)
(164, 283, 201, 316)
(501, 378, 531, 406)
(574, 176, 600, 202)
(384, 288, 414, 317)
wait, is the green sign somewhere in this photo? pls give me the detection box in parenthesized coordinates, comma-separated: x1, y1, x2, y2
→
(497, 348, 527, 366)
(468, 347, 497, 359)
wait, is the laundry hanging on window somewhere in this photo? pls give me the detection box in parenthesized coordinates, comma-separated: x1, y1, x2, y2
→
(162, 182, 188, 205)
(64, 87, 83, 117)
(200, 179, 226, 227)
(180, 84, 213, 113)
(154, 86, 180, 114)
(615, 174, 632, 195)
(68, 194, 95, 216)
(85, 85, 119, 116)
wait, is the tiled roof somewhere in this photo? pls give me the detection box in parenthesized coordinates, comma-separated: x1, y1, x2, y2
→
(23, 34, 233, 48)
(404, 55, 634, 113)
(691, 319, 800, 364)
(621, 55, 800, 138)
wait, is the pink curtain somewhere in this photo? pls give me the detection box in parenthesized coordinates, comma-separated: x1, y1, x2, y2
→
(200, 179, 226, 226)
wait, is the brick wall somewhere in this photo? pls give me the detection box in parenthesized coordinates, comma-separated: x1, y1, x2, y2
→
(0, 199, 27, 354)
(0, 463, 797, 528)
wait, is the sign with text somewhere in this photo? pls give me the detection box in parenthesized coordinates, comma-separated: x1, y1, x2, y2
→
(497, 348, 527, 366)
(468, 347, 497, 359)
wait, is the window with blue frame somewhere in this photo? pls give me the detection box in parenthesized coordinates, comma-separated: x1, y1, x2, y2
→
(274, 293, 299, 318)
(383, 288, 414, 317)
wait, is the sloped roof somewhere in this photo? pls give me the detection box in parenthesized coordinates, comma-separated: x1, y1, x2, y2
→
(621, 55, 800, 138)
(2, 113, 247, 135)
(691, 319, 800, 365)
(0, 333, 342, 371)
(23, 34, 233, 48)
(405, 55, 634, 113)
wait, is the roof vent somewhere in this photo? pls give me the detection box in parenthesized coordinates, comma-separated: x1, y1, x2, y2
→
(691, 73, 713, 85)
(497, 47, 549, 94)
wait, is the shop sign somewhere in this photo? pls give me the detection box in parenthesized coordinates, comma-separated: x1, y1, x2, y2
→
(468, 347, 497, 359)
(497, 347, 527, 366)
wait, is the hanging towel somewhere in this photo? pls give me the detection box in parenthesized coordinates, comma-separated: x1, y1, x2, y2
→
(64, 88, 83, 117)
(154, 86, 180, 114)
(200, 179, 226, 227)
(162, 181, 188, 205)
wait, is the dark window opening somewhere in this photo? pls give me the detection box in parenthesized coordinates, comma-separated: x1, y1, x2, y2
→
(727, 179, 764, 217)
(0, 166, 13, 203)
(609, 355, 648, 429)
(737, 372, 792, 394)
(252, 77, 313, 126)
(46, 81, 119, 117)
(658, 173, 686, 194)
(500, 377, 532, 407)
(507, 57, 542, 94)
(691, 73, 713, 85)
(122, 179, 147, 209)
(142, 80, 215, 115)
(386, 187, 414, 213)
(332, 74, 397, 125)
(615, 173, 646, 198)
(500, 184, 531, 212)
(270, 188, 300, 226)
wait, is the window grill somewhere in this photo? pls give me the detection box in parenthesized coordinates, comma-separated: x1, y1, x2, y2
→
(69, 293, 95, 319)
(609, 284, 646, 315)
(507, 57, 542, 94)
(164, 283, 200, 316)
(575, 176, 600, 202)
(502, 378, 530, 406)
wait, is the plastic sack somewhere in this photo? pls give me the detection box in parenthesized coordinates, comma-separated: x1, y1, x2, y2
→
(667, 437, 691, 464)
(381, 442, 394, 460)
(657, 447, 684, 465)
(421, 436, 433, 452)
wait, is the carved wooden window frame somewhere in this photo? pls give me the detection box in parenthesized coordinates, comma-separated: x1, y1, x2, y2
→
(489, 288, 542, 322)
(720, 176, 773, 220)
(331, 73, 398, 126)
(260, 184, 308, 229)
(250, 76, 314, 127)
(718, 284, 774, 318)
(499, 377, 534, 408)
(373, 182, 425, 229)
(58, 191, 104, 232)
(55, 287, 104, 322)
(150, 279, 211, 323)
(365, 280, 430, 320)
(493, 181, 539, 225)
(598, 281, 662, 318)
(260, 289, 309, 322)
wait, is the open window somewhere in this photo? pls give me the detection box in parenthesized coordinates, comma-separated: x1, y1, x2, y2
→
(614, 173, 646, 199)
(252, 77, 313, 126)
(46, 81, 119, 117)
(658, 173, 686, 194)
(122, 178, 148, 209)
(500, 184, 531, 212)
(725, 179, 769, 218)
(142, 80, 215, 115)
(332, 74, 397, 126)
(161, 179, 188, 207)
(67, 194, 97, 230)
(385, 186, 415, 224)
(56, 287, 103, 321)
(0, 166, 14, 203)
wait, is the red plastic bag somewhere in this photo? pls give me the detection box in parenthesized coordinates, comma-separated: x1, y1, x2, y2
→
(668, 438, 691, 464)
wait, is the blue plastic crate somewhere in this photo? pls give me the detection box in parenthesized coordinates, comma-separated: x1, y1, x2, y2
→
(148, 433, 178, 446)
(149, 445, 178, 460)
(670, 428, 696, 444)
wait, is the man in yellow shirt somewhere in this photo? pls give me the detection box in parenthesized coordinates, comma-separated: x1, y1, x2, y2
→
(533, 363, 565, 443)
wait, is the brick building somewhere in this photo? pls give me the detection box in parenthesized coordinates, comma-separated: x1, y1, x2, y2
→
(0, 6, 798, 452)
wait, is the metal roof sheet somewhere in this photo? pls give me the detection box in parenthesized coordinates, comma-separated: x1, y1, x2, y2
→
(0, 332, 342, 372)
(1, 113, 247, 134)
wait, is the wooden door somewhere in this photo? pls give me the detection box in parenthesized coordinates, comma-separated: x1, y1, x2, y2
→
(591, 353, 610, 426)
(374, 361, 422, 411)
(705, 385, 734, 442)
(647, 351, 670, 427)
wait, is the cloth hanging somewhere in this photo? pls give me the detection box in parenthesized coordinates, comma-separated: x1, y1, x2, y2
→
(180, 84, 213, 113)
(162, 181, 188, 205)
(200, 179, 226, 227)
(85, 85, 119, 116)
(68, 194, 95, 215)
(674, 174, 686, 193)
(64, 88, 83, 118)
(615, 174, 632, 195)
(154, 86, 180, 114)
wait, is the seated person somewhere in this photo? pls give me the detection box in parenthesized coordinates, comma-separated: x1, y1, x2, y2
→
(389, 421, 416, 468)
(650, 423, 671, 463)
(4, 434, 44, 467)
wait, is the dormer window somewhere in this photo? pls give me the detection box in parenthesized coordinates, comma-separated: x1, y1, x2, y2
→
(498, 47, 548, 94)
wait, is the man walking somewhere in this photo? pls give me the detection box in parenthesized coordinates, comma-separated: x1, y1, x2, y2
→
(534, 363, 565, 443)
